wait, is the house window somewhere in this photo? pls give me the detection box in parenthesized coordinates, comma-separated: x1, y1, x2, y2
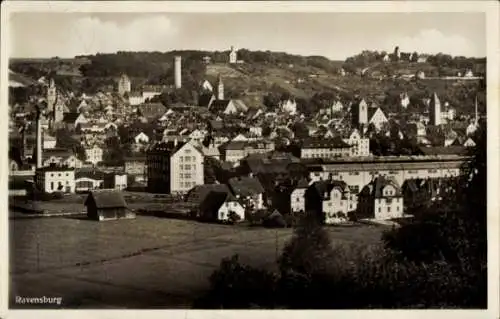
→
(388, 206, 391, 212)
(51, 173, 54, 177)
(296, 197, 300, 202)
(378, 207, 381, 213)
(51, 182, 54, 190)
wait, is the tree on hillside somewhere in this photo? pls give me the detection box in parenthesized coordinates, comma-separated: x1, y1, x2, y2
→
(410, 52, 419, 63)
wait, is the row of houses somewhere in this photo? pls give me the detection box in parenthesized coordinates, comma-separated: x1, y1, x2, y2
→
(34, 165, 127, 194)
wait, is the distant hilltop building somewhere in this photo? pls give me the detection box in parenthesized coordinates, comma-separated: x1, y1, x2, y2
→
(229, 46, 237, 64)
(202, 56, 212, 64)
(118, 74, 131, 96)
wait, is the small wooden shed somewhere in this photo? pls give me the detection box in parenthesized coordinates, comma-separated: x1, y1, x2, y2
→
(84, 190, 135, 221)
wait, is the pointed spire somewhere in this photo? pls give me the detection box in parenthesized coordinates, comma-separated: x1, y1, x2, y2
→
(475, 95, 479, 126)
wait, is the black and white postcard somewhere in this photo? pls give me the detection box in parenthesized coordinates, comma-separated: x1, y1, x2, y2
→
(1, 1, 499, 318)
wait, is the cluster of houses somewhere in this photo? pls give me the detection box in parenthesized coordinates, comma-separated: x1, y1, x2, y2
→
(8, 49, 482, 223)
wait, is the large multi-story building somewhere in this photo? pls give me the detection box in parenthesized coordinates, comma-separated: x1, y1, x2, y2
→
(357, 176, 404, 220)
(147, 141, 204, 194)
(35, 165, 75, 193)
(307, 156, 465, 195)
(342, 129, 370, 157)
(305, 180, 358, 223)
(220, 140, 275, 164)
(300, 137, 352, 159)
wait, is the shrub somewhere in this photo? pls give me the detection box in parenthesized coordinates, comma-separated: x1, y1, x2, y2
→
(195, 254, 278, 309)
(227, 211, 242, 224)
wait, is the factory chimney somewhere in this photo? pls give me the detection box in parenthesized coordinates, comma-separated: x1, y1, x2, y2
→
(35, 103, 43, 169)
(174, 56, 182, 89)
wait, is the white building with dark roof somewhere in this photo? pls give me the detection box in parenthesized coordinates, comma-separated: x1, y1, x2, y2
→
(300, 137, 352, 159)
(35, 165, 75, 193)
(147, 141, 204, 194)
(357, 176, 404, 220)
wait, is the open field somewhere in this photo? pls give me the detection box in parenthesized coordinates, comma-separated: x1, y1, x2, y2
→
(9, 215, 386, 308)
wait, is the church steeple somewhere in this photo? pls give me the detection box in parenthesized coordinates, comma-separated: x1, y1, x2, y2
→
(475, 95, 479, 126)
(217, 74, 224, 100)
(47, 78, 57, 114)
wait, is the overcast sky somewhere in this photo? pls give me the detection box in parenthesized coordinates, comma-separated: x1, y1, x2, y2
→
(9, 12, 485, 60)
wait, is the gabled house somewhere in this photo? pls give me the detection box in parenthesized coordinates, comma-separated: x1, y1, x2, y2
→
(368, 107, 389, 131)
(357, 176, 404, 220)
(305, 180, 357, 224)
(279, 99, 297, 114)
(343, 129, 370, 157)
(85, 190, 134, 221)
(189, 129, 208, 143)
(201, 80, 214, 92)
(209, 99, 248, 115)
(290, 178, 309, 214)
(227, 176, 265, 210)
(198, 191, 245, 223)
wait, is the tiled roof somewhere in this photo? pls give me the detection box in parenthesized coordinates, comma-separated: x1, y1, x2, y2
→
(360, 176, 402, 198)
(228, 176, 264, 197)
(200, 191, 238, 214)
(36, 165, 75, 173)
(85, 190, 127, 209)
(198, 93, 215, 108)
(148, 141, 187, 154)
(302, 137, 351, 149)
(76, 168, 106, 180)
(418, 146, 468, 156)
(138, 103, 166, 121)
(63, 112, 80, 123)
(185, 184, 232, 205)
(209, 100, 231, 113)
